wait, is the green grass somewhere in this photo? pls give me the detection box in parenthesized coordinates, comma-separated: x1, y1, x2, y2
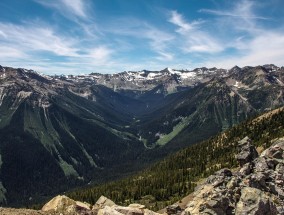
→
(156, 117, 189, 146)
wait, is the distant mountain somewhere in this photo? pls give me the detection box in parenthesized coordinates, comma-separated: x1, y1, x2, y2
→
(0, 64, 284, 206)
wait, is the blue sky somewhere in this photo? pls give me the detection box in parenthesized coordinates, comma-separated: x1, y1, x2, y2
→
(0, 0, 284, 74)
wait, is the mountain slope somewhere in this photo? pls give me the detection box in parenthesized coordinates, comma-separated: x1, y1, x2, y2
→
(0, 68, 145, 205)
(0, 65, 284, 206)
(67, 106, 284, 211)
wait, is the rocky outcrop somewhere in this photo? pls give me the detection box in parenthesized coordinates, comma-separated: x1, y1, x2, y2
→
(41, 195, 161, 215)
(236, 136, 258, 167)
(184, 137, 284, 215)
(93, 196, 115, 209)
(42, 195, 91, 214)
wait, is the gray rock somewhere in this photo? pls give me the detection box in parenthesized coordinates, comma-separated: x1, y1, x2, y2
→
(249, 172, 268, 189)
(235, 187, 278, 215)
(206, 168, 232, 187)
(114, 205, 144, 215)
(41, 195, 91, 214)
(166, 204, 182, 214)
(239, 163, 252, 176)
(236, 137, 258, 167)
(261, 139, 284, 159)
(275, 163, 284, 174)
(253, 157, 269, 172)
(184, 138, 284, 215)
(93, 195, 116, 209)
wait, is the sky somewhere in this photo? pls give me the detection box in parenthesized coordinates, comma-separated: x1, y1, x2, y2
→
(0, 0, 284, 75)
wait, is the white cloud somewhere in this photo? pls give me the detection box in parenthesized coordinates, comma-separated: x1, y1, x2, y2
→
(169, 11, 202, 34)
(0, 21, 117, 74)
(104, 18, 175, 61)
(35, 0, 88, 19)
(168, 11, 223, 53)
(87, 46, 113, 62)
(206, 32, 284, 68)
(60, 0, 86, 18)
(156, 51, 174, 61)
(0, 22, 78, 57)
(199, 0, 284, 68)
(0, 46, 27, 59)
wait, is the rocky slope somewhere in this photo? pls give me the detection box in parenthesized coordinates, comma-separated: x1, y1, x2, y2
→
(184, 137, 284, 214)
(1, 64, 284, 206)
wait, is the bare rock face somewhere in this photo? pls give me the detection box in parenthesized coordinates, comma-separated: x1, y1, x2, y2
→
(41, 195, 161, 215)
(235, 187, 277, 215)
(96, 203, 161, 215)
(93, 195, 116, 210)
(184, 137, 284, 215)
(236, 136, 258, 167)
(261, 138, 284, 160)
(42, 195, 91, 215)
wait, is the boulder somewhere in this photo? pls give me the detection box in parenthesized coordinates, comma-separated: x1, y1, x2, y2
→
(97, 205, 123, 215)
(94, 195, 116, 209)
(261, 138, 284, 159)
(114, 205, 144, 215)
(253, 157, 269, 172)
(239, 162, 252, 176)
(235, 187, 278, 215)
(41, 195, 90, 214)
(236, 137, 258, 167)
(166, 204, 181, 214)
(42, 195, 74, 212)
(206, 168, 232, 187)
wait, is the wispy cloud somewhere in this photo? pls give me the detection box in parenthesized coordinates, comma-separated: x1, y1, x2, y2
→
(0, 46, 27, 59)
(35, 0, 88, 19)
(199, 1, 269, 20)
(200, 0, 269, 32)
(0, 22, 79, 57)
(60, 0, 87, 18)
(200, 0, 284, 68)
(87, 46, 113, 62)
(205, 31, 284, 69)
(168, 11, 223, 53)
(169, 11, 202, 34)
(104, 17, 175, 61)
(0, 20, 115, 73)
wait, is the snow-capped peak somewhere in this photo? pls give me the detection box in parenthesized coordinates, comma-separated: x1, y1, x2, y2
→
(166, 67, 174, 74)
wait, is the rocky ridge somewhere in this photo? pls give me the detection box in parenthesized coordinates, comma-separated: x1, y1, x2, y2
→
(184, 137, 284, 215)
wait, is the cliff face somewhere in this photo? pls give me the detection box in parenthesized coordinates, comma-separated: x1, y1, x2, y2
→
(184, 137, 284, 215)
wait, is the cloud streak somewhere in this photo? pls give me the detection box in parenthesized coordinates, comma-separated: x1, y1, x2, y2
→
(168, 11, 223, 53)
(35, 0, 88, 19)
(0, 22, 79, 57)
(200, 0, 284, 68)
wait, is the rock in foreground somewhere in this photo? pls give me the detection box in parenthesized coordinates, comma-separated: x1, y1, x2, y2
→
(41, 195, 161, 215)
(185, 137, 284, 215)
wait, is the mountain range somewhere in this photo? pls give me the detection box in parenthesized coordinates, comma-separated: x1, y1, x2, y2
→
(0, 64, 284, 206)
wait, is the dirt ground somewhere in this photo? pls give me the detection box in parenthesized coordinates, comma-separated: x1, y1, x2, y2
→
(0, 207, 58, 215)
